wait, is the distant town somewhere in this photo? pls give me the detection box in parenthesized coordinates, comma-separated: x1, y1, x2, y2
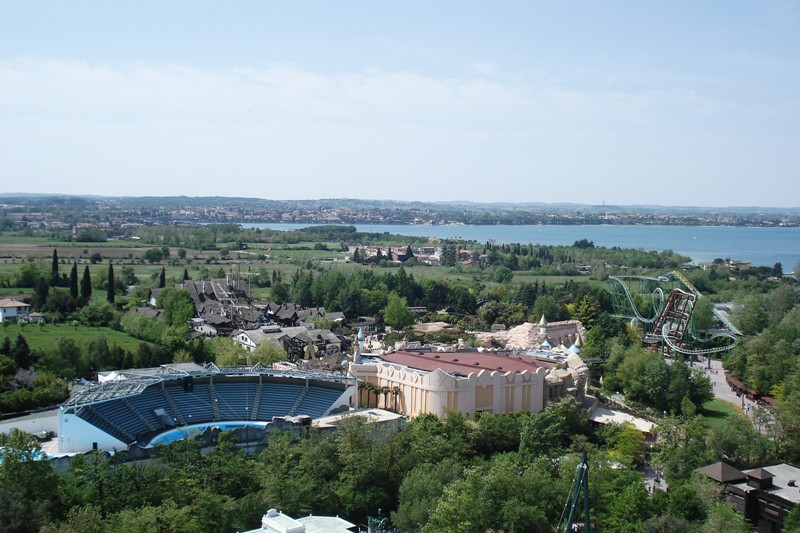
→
(2, 194, 799, 229)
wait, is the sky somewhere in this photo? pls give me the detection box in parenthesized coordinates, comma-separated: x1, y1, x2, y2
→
(1, 1, 798, 207)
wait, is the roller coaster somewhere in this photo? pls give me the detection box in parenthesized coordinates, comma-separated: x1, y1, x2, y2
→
(608, 271, 741, 356)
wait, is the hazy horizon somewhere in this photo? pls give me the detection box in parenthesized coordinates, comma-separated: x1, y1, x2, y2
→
(3, 192, 799, 212)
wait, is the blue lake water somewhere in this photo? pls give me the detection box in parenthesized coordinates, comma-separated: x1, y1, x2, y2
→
(243, 223, 800, 269)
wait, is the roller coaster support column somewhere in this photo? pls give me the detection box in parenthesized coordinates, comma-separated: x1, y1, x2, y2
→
(565, 451, 592, 532)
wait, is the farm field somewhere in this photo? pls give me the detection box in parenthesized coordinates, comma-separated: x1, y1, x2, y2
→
(0, 323, 148, 354)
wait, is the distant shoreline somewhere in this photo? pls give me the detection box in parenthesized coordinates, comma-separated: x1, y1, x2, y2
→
(241, 222, 800, 267)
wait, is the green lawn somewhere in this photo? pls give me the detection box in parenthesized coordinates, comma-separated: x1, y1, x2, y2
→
(701, 399, 739, 429)
(0, 323, 148, 353)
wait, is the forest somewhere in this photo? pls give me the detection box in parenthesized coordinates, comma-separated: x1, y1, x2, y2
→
(0, 396, 778, 533)
(0, 222, 799, 531)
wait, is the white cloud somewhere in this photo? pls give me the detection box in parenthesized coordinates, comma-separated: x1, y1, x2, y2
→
(0, 57, 796, 205)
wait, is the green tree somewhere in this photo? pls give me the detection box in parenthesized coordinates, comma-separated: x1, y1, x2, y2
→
(766, 285, 797, 325)
(573, 294, 600, 329)
(50, 249, 59, 286)
(519, 397, 590, 458)
(701, 502, 751, 533)
(120, 266, 138, 287)
(736, 294, 769, 335)
(104, 501, 196, 532)
(106, 263, 115, 303)
(652, 401, 712, 481)
(784, 505, 800, 533)
(531, 294, 560, 322)
(0, 429, 58, 532)
(774, 368, 800, 462)
(69, 262, 79, 299)
(392, 459, 464, 531)
(11, 333, 33, 369)
(603, 481, 653, 531)
(251, 341, 287, 366)
(39, 337, 83, 378)
(707, 412, 772, 468)
(642, 515, 693, 532)
(441, 244, 457, 267)
(159, 267, 166, 288)
(80, 265, 92, 300)
(335, 416, 393, 523)
(12, 262, 41, 288)
(602, 422, 647, 467)
(157, 287, 195, 328)
(78, 300, 118, 328)
(478, 301, 527, 328)
(693, 297, 714, 331)
(51, 504, 105, 533)
(208, 337, 249, 367)
(271, 280, 290, 304)
(666, 483, 707, 522)
(471, 411, 528, 458)
(424, 455, 553, 533)
(257, 430, 340, 518)
(383, 292, 415, 330)
(33, 275, 49, 310)
(142, 248, 163, 263)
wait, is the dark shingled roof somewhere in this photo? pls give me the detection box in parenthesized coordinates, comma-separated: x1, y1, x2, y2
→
(744, 467, 774, 480)
(696, 462, 747, 484)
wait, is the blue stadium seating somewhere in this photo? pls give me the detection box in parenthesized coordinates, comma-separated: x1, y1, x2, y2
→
(294, 386, 344, 418)
(75, 375, 348, 444)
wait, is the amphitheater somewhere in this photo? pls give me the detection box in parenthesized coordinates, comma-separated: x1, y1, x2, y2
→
(57, 362, 356, 453)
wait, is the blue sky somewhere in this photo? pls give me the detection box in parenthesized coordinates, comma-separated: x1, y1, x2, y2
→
(1, 1, 798, 207)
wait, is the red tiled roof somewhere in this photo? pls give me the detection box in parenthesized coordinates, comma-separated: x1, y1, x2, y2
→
(378, 351, 553, 375)
(0, 298, 30, 308)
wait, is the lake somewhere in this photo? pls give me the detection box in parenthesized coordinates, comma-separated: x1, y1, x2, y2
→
(242, 223, 800, 269)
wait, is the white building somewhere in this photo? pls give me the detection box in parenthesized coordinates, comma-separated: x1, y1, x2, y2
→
(242, 509, 357, 533)
(349, 350, 589, 418)
(0, 298, 30, 323)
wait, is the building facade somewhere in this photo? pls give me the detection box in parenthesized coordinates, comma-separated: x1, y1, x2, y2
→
(0, 298, 30, 323)
(349, 350, 589, 417)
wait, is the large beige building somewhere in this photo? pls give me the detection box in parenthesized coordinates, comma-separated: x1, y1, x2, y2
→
(349, 350, 589, 417)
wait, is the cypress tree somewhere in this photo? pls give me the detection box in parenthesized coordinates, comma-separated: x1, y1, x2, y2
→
(0, 336, 11, 356)
(34, 276, 49, 310)
(12, 334, 32, 369)
(50, 249, 59, 286)
(69, 263, 79, 299)
(81, 265, 92, 300)
(159, 267, 166, 288)
(182, 268, 190, 281)
(107, 263, 115, 303)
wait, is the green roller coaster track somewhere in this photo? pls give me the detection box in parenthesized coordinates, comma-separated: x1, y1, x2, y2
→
(608, 271, 741, 356)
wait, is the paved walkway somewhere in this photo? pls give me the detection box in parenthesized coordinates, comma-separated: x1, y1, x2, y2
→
(691, 357, 761, 416)
(643, 463, 668, 494)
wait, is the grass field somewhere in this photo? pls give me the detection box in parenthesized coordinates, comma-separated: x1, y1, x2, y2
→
(0, 235, 596, 303)
(0, 323, 147, 353)
(701, 398, 739, 429)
